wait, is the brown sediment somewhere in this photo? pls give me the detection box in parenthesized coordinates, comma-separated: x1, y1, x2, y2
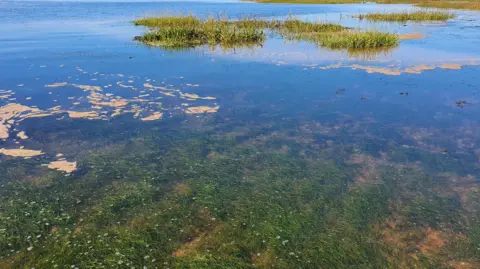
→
(144, 83, 169, 91)
(186, 106, 220, 114)
(405, 64, 436, 74)
(67, 111, 100, 119)
(180, 93, 216, 100)
(17, 131, 28, 139)
(45, 160, 77, 173)
(351, 64, 402, 76)
(319, 62, 473, 76)
(71, 84, 102, 92)
(448, 261, 480, 269)
(45, 82, 68, 88)
(0, 103, 43, 139)
(111, 108, 122, 117)
(0, 94, 12, 100)
(440, 63, 462, 70)
(398, 32, 424, 40)
(140, 112, 163, 121)
(0, 148, 44, 157)
(417, 227, 445, 254)
(161, 92, 175, 97)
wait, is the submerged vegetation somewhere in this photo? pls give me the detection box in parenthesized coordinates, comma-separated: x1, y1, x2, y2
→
(1, 121, 480, 268)
(134, 15, 399, 51)
(357, 11, 455, 22)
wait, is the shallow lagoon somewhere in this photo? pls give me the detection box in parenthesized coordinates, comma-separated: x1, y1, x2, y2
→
(1, 1, 480, 268)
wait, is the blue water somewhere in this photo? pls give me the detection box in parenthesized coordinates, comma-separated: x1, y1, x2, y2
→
(1, 0, 480, 175)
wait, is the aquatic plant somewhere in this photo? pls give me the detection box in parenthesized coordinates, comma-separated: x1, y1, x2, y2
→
(357, 11, 455, 22)
(417, 1, 480, 10)
(133, 15, 202, 28)
(253, 0, 480, 11)
(134, 15, 398, 51)
(134, 17, 266, 49)
(315, 31, 399, 49)
(1, 123, 479, 268)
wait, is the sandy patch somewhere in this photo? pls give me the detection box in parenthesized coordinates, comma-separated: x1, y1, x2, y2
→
(350, 64, 402, 76)
(440, 64, 462, 70)
(405, 64, 436, 74)
(186, 106, 219, 114)
(140, 112, 163, 121)
(67, 111, 100, 119)
(0, 148, 44, 157)
(399, 32, 424, 40)
(45, 82, 68, 88)
(180, 93, 216, 100)
(417, 227, 445, 254)
(71, 84, 102, 92)
(17, 131, 28, 139)
(46, 160, 77, 173)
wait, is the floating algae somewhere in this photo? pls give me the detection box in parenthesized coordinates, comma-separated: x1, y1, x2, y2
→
(0, 148, 44, 157)
(45, 160, 77, 173)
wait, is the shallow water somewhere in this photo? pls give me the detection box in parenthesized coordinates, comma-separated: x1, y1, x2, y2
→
(1, 1, 480, 268)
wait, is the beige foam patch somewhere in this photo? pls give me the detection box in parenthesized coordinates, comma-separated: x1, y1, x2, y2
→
(45, 82, 68, 88)
(141, 112, 163, 121)
(186, 106, 220, 114)
(0, 148, 44, 157)
(17, 131, 28, 139)
(67, 111, 100, 119)
(46, 160, 77, 173)
(398, 32, 424, 40)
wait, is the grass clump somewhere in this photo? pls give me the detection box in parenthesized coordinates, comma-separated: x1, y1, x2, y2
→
(134, 16, 266, 49)
(418, 1, 480, 10)
(134, 15, 399, 51)
(281, 19, 347, 33)
(315, 31, 399, 49)
(133, 15, 201, 28)
(357, 11, 455, 22)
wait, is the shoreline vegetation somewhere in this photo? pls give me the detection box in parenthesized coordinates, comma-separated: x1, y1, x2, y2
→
(134, 16, 399, 51)
(357, 11, 455, 22)
(252, 0, 480, 11)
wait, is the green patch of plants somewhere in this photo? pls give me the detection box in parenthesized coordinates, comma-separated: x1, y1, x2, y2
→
(357, 11, 455, 22)
(418, 1, 480, 10)
(314, 31, 399, 50)
(134, 15, 398, 51)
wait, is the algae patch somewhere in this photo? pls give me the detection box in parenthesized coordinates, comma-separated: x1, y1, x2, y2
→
(45, 160, 77, 173)
(0, 148, 44, 158)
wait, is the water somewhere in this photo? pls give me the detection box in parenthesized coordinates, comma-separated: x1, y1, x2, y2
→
(1, 1, 480, 268)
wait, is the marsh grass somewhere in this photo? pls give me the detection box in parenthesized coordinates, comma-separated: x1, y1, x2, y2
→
(134, 15, 398, 51)
(357, 11, 455, 22)
(134, 17, 267, 49)
(133, 15, 202, 28)
(418, 1, 480, 10)
(315, 31, 399, 49)
(254, 0, 480, 10)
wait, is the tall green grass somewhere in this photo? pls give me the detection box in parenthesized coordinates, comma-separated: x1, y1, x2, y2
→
(315, 31, 399, 49)
(357, 11, 455, 22)
(418, 1, 480, 10)
(134, 15, 399, 51)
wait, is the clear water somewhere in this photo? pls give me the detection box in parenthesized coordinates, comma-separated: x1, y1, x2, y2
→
(1, 1, 480, 268)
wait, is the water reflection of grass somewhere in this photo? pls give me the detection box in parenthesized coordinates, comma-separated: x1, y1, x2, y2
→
(1, 121, 479, 268)
(134, 15, 399, 51)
